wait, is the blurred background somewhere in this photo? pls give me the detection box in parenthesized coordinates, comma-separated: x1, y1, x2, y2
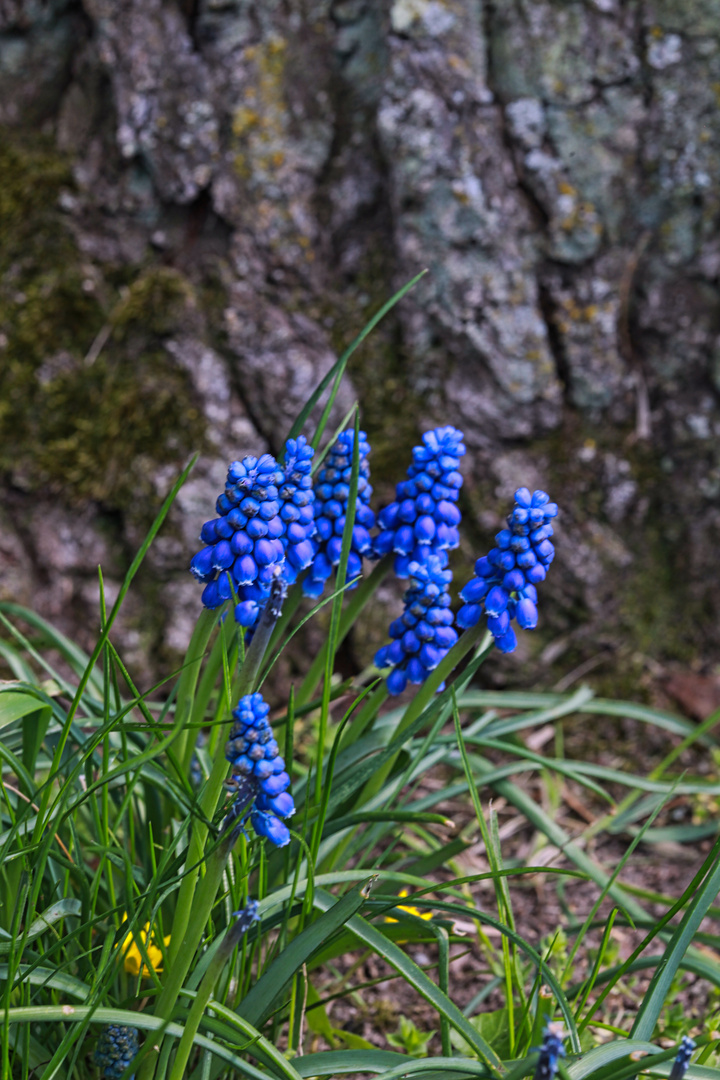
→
(1, 0, 719, 713)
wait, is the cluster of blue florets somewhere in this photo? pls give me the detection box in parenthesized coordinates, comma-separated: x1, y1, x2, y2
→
(375, 555, 458, 695)
(277, 437, 316, 581)
(533, 1022, 566, 1080)
(224, 692, 294, 847)
(94, 1024, 139, 1079)
(303, 430, 376, 598)
(456, 487, 558, 653)
(189, 438, 315, 628)
(670, 1037, 696, 1080)
(373, 426, 465, 577)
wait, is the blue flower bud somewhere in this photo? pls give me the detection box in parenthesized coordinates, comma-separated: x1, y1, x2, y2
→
(190, 546, 216, 581)
(516, 598, 538, 629)
(533, 1022, 566, 1080)
(256, 790, 295, 818)
(485, 586, 509, 616)
(387, 668, 408, 695)
(234, 554, 258, 584)
(261, 771, 290, 797)
(250, 808, 291, 846)
(457, 602, 481, 629)
(230, 530, 253, 556)
(200, 520, 218, 543)
(487, 611, 510, 637)
(669, 1037, 696, 1080)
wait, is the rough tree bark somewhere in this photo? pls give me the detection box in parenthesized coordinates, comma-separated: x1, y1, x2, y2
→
(0, 0, 718, 703)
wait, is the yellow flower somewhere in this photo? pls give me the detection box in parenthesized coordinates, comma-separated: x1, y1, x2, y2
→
(121, 915, 171, 978)
(385, 890, 434, 923)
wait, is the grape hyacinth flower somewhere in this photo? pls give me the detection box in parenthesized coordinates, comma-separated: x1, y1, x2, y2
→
(457, 487, 558, 654)
(94, 1024, 139, 1080)
(303, 429, 376, 598)
(276, 436, 316, 578)
(223, 692, 294, 847)
(375, 555, 458, 695)
(374, 426, 465, 578)
(189, 437, 315, 629)
(669, 1037, 696, 1080)
(533, 1022, 566, 1080)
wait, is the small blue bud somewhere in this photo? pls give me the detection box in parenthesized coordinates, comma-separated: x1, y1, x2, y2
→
(387, 668, 408, 695)
(485, 586, 509, 616)
(190, 547, 215, 581)
(516, 598, 538, 629)
(533, 1022, 566, 1080)
(251, 808, 291, 846)
(456, 603, 481, 629)
(669, 1036, 696, 1080)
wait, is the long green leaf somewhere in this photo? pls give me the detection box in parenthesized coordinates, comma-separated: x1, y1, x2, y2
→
(4, 1006, 271, 1079)
(631, 847, 720, 1039)
(238, 878, 374, 1028)
(293, 1049, 410, 1076)
(0, 689, 51, 729)
(288, 270, 427, 442)
(0, 965, 89, 1000)
(312, 889, 505, 1074)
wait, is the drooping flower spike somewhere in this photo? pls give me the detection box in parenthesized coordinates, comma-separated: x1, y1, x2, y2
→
(533, 1021, 566, 1080)
(223, 692, 294, 847)
(457, 487, 558, 653)
(189, 437, 315, 629)
(669, 1037, 696, 1080)
(303, 429, 376, 598)
(374, 426, 465, 578)
(94, 1024, 139, 1080)
(375, 554, 458, 695)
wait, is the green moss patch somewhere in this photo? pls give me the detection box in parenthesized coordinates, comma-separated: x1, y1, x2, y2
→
(0, 132, 206, 509)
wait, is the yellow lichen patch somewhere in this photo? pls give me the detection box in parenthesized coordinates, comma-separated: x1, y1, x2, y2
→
(558, 180, 576, 197)
(232, 108, 260, 138)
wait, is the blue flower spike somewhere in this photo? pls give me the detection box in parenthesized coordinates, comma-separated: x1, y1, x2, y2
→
(375, 554, 458, 695)
(223, 692, 294, 847)
(303, 429, 376, 598)
(533, 1021, 566, 1080)
(669, 1037, 696, 1080)
(457, 487, 558, 653)
(190, 437, 316, 629)
(277, 435, 317, 581)
(94, 1024, 139, 1080)
(374, 425, 465, 578)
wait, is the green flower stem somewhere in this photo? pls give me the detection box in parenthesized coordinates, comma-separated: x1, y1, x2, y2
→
(361, 623, 491, 803)
(140, 841, 229, 1080)
(167, 914, 251, 1080)
(143, 583, 285, 1080)
(173, 608, 219, 779)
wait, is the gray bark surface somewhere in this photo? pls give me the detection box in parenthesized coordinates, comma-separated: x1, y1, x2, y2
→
(1, 0, 718, 696)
